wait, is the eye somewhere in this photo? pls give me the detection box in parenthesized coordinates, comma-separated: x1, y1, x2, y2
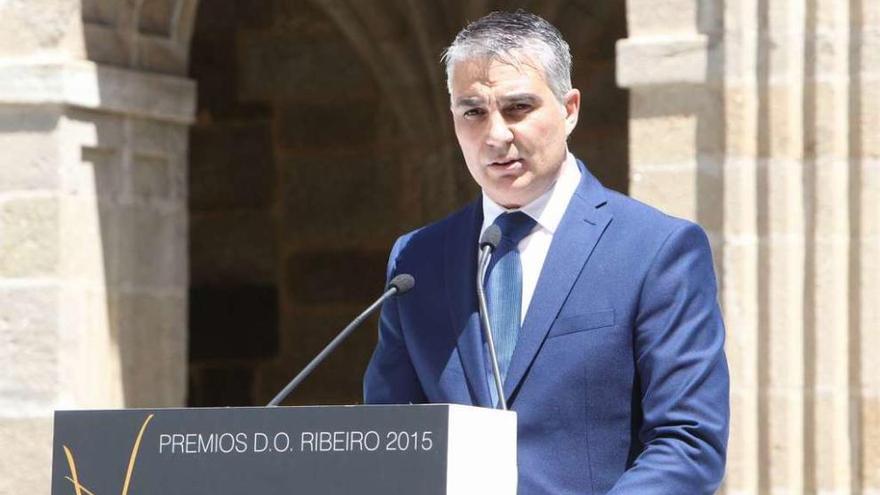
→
(508, 103, 532, 113)
(463, 108, 486, 118)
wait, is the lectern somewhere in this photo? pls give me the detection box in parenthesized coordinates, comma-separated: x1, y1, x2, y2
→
(51, 404, 516, 494)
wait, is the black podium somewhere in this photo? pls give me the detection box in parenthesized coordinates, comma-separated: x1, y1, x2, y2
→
(51, 404, 516, 494)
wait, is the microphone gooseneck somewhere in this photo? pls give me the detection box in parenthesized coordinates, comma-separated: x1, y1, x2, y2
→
(477, 226, 507, 410)
(267, 273, 415, 406)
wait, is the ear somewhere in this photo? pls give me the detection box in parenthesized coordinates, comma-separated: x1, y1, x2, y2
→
(563, 89, 581, 137)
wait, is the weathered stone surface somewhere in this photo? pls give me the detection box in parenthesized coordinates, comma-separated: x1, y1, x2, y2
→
(617, 36, 719, 87)
(115, 292, 187, 407)
(0, 0, 83, 57)
(0, 196, 59, 277)
(115, 204, 187, 290)
(0, 416, 53, 494)
(0, 107, 62, 192)
(0, 287, 59, 409)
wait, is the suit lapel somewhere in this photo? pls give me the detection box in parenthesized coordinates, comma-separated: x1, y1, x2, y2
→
(443, 201, 491, 407)
(503, 165, 613, 402)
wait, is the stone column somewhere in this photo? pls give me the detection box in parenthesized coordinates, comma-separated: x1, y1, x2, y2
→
(618, 0, 879, 493)
(0, 1, 197, 491)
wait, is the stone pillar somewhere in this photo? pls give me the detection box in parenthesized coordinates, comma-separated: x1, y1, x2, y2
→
(0, 1, 197, 492)
(618, 0, 879, 492)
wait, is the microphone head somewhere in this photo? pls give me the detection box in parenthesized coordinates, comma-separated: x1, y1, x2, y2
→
(389, 273, 415, 294)
(479, 225, 502, 250)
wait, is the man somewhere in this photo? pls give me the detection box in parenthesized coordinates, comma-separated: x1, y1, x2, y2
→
(364, 11, 729, 494)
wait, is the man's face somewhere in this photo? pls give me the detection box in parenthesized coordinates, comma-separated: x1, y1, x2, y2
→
(450, 53, 580, 208)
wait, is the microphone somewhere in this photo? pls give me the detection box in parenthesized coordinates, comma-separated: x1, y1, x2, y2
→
(267, 273, 415, 406)
(477, 226, 507, 410)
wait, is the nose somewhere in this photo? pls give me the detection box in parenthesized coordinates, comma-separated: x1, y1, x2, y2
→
(485, 111, 513, 148)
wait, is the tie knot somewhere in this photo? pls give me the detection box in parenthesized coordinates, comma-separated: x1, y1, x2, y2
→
(493, 211, 536, 246)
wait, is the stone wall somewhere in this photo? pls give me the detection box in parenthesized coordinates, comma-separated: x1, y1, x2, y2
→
(187, 0, 628, 407)
(618, 0, 879, 492)
(0, 0, 197, 492)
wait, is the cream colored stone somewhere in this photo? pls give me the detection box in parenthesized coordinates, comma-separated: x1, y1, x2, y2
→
(0, 196, 59, 277)
(57, 286, 122, 409)
(764, 85, 805, 160)
(858, 82, 880, 158)
(0, 416, 53, 495)
(0, 61, 196, 124)
(0, 287, 59, 410)
(0, 0, 85, 58)
(0, 106, 63, 192)
(616, 35, 718, 87)
(625, 0, 705, 36)
(864, 397, 880, 491)
(765, 391, 805, 492)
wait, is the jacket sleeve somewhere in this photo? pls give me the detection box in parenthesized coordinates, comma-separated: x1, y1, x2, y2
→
(607, 222, 730, 494)
(363, 235, 427, 404)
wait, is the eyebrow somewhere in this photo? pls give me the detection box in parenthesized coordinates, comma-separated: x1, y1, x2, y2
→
(499, 93, 539, 105)
(453, 96, 486, 108)
(452, 93, 541, 109)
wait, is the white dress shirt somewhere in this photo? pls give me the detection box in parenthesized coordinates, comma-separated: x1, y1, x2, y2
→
(479, 153, 582, 323)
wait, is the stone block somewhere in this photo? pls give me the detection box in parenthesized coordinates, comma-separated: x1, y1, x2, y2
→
(58, 196, 106, 283)
(276, 99, 381, 150)
(0, 106, 62, 192)
(617, 36, 719, 87)
(238, 32, 377, 102)
(56, 286, 123, 408)
(281, 154, 398, 250)
(138, 0, 175, 37)
(189, 285, 278, 360)
(624, 0, 702, 36)
(864, 396, 880, 491)
(0, 196, 59, 277)
(132, 117, 187, 156)
(285, 250, 387, 305)
(630, 86, 724, 163)
(859, 84, 880, 158)
(115, 292, 187, 407)
(136, 37, 187, 76)
(132, 154, 171, 200)
(189, 123, 274, 210)
(0, 416, 53, 494)
(0, 287, 59, 409)
(190, 210, 277, 286)
(83, 23, 130, 68)
(115, 205, 187, 289)
(0, 0, 83, 57)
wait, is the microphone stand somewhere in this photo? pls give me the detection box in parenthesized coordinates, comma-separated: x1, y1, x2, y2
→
(477, 227, 506, 410)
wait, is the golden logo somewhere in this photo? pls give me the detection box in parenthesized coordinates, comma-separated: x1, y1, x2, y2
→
(61, 414, 154, 495)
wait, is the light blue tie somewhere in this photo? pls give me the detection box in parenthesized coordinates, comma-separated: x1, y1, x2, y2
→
(485, 211, 536, 404)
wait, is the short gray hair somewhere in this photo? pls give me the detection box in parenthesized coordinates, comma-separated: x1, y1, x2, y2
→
(441, 10, 573, 102)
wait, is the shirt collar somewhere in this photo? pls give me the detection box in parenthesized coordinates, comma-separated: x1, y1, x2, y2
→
(480, 153, 581, 235)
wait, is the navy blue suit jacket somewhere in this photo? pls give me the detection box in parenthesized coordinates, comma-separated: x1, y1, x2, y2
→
(364, 162, 729, 494)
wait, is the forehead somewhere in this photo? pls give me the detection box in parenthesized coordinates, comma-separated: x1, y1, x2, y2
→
(450, 54, 551, 98)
